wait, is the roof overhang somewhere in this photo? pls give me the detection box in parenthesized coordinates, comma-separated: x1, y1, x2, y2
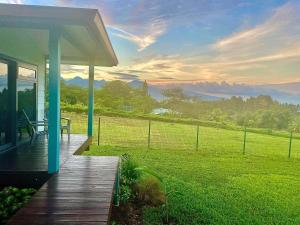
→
(0, 3, 118, 67)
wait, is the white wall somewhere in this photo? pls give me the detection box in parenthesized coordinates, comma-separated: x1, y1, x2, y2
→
(37, 58, 46, 130)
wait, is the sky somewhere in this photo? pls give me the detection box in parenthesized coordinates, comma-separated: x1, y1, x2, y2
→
(2, 0, 300, 85)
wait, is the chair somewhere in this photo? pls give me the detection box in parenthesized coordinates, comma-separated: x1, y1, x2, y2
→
(22, 109, 48, 144)
(43, 110, 71, 139)
(23, 110, 71, 144)
(60, 115, 71, 138)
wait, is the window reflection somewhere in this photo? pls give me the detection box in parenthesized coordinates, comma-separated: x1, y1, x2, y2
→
(0, 62, 11, 149)
(19, 67, 36, 79)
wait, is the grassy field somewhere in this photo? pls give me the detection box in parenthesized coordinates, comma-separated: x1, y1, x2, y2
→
(67, 113, 300, 224)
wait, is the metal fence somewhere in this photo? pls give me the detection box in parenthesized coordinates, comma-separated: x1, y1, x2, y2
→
(64, 113, 300, 159)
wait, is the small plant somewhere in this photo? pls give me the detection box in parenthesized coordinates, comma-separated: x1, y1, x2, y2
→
(119, 154, 166, 207)
(135, 176, 165, 206)
(119, 183, 133, 204)
(0, 187, 36, 225)
(121, 154, 141, 187)
(119, 154, 141, 204)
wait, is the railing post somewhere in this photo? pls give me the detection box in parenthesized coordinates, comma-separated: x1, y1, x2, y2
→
(87, 65, 94, 138)
(196, 125, 200, 151)
(97, 116, 101, 146)
(48, 28, 61, 174)
(113, 163, 120, 206)
(243, 127, 247, 155)
(148, 120, 151, 149)
(288, 131, 293, 159)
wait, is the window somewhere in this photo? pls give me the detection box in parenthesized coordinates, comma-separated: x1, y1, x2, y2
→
(17, 66, 37, 143)
(0, 61, 12, 150)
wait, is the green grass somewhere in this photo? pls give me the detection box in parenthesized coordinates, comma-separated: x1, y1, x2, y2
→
(67, 113, 300, 224)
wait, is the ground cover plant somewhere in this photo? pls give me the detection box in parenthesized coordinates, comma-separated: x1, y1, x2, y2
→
(77, 115, 300, 225)
(111, 154, 165, 225)
(0, 187, 36, 225)
(85, 145, 300, 225)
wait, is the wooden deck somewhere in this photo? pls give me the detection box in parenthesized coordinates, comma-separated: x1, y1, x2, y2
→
(7, 156, 119, 225)
(0, 134, 120, 225)
(0, 134, 89, 172)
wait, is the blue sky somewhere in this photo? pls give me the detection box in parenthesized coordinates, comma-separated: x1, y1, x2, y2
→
(2, 0, 300, 84)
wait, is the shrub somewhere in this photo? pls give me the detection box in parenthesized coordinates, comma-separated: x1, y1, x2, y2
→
(119, 154, 165, 207)
(119, 154, 141, 204)
(135, 177, 165, 206)
(0, 187, 36, 225)
(121, 154, 141, 187)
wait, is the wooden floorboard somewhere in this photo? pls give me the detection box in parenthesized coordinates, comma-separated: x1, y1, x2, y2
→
(3, 135, 120, 225)
(0, 134, 89, 172)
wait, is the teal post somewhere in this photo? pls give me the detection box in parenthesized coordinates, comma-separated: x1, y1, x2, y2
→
(113, 164, 120, 206)
(97, 116, 100, 146)
(48, 29, 61, 174)
(88, 65, 94, 137)
(288, 131, 293, 158)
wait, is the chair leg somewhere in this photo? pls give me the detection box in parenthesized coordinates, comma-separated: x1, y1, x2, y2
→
(67, 128, 70, 140)
(30, 132, 36, 145)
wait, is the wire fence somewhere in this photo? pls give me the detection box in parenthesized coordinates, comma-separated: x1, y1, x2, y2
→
(63, 112, 300, 160)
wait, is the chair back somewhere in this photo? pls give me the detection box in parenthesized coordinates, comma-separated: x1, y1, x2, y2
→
(22, 109, 36, 134)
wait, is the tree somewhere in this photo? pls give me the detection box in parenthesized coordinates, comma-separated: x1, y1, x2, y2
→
(162, 88, 187, 100)
(141, 80, 149, 97)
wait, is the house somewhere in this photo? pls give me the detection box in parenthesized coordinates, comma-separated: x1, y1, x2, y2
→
(0, 3, 120, 224)
(152, 107, 171, 115)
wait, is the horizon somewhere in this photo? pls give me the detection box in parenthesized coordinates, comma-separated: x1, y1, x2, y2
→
(65, 75, 300, 86)
(2, 0, 300, 85)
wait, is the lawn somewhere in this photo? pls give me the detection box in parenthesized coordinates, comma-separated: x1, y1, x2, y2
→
(68, 113, 300, 224)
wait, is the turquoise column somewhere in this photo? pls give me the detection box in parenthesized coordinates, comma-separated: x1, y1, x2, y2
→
(48, 29, 61, 174)
(88, 65, 94, 137)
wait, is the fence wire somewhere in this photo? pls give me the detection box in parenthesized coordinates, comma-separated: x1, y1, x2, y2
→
(63, 113, 300, 159)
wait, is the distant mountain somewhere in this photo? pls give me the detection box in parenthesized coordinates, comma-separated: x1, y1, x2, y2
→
(64, 76, 106, 89)
(63, 77, 300, 104)
(155, 81, 300, 104)
(260, 82, 300, 95)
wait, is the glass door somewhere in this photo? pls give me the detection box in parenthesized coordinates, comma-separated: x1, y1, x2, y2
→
(17, 66, 37, 143)
(0, 61, 12, 151)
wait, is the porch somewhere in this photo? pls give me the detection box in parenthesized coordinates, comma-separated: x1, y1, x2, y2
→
(0, 134, 119, 225)
(0, 134, 89, 173)
(7, 155, 119, 225)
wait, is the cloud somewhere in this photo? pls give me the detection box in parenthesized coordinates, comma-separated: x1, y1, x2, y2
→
(108, 19, 166, 51)
(212, 1, 300, 63)
(107, 72, 139, 80)
(0, 0, 23, 3)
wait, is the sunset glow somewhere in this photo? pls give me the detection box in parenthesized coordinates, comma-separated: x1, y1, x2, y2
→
(2, 0, 300, 84)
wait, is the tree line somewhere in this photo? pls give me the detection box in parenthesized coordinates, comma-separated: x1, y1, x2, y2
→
(60, 80, 300, 132)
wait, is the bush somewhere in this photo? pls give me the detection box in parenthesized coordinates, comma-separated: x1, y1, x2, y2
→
(135, 177, 165, 206)
(0, 187, 36, 225)
(119, 154, 141, 204)
(119, 154, 165, 207)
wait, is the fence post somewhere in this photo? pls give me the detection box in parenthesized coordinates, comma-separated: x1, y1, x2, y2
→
(288, 131, 293, 159)
(243, 127, 247, 155)
(148, 120, 151, 149)
(196, 125, 200, 151)
(97, 116, 101, 146)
